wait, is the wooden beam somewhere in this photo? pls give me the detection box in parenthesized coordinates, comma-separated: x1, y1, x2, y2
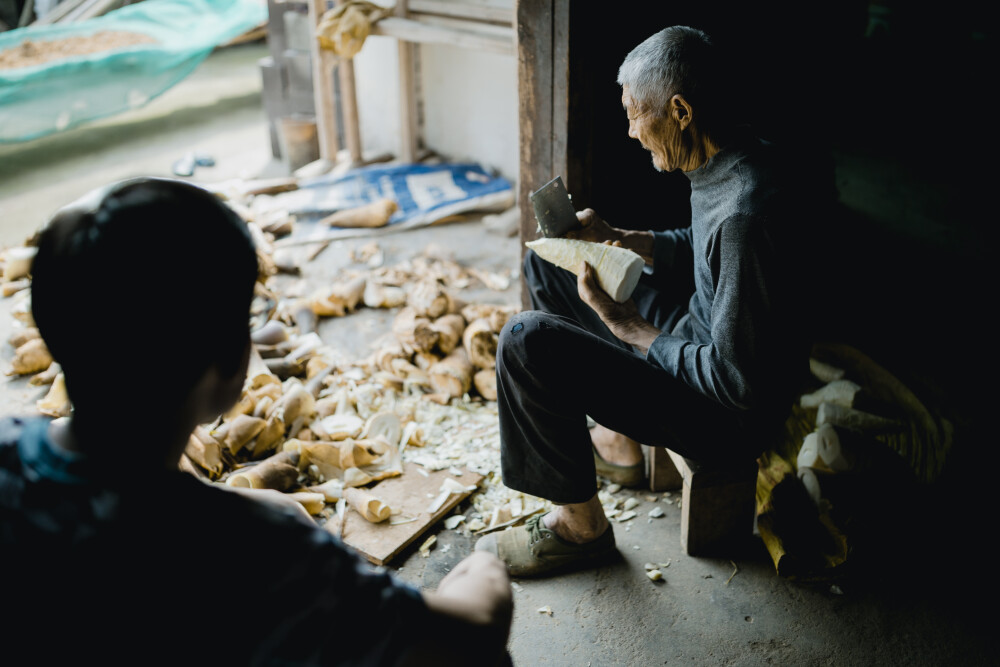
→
(371, 16, 514, 55)
(408, 0, 513, 24)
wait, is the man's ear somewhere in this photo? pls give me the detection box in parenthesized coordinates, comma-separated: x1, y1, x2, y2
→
(669, 94, 693, 130)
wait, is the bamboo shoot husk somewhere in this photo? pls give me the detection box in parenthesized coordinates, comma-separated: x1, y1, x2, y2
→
(412, 350, 441, 371)
(36, 373, 71, 417)
(251, 414, 286, 457)
(363, 281, 407, 309)
(247, 345, 280, 390)
(8, 337, 52, 376)
(226, 451, 300, 490)
(178, 454, 207, 480)
(343, 487, 392, 523)
(393, 307, 439, 353)
(488, 306, 518, 333)
(462, 318, 498, 370)
(285, 439, 342, 480)
(473, 368, 498, 401)
(285, 491, 327, 515)
(308, 478, 345, 502)
(429, 348, 473, 398)
(310, 276, 366, 317)
(375, 344, 410, 374)
(408, 279, 449, 319)
(430, 314, 465, 355)
(320, 198, 397, 228)
(220, 414, 267, 455)
(29, 361, 61, 386)
(8, 326, 40, 349)
(185, 427, 224, 479)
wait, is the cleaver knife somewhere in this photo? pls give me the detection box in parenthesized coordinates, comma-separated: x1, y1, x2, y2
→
(530, 176, 580, 238)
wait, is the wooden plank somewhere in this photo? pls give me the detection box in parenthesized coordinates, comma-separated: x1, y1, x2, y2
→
(515, 0, 553, 309)
(340, 462, 483, 565)
(410, 14, 514, 38)
(309, 0, 340, 161)
(409, 0, 514, 24)
(371, 16, 514, 55)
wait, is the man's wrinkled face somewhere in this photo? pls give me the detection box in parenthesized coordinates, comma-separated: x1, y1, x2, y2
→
(622, 85, 684, 173)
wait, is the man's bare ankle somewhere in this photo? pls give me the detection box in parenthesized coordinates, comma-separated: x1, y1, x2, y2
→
(591, 425, 643, 466)
(544, 507, 608, 544)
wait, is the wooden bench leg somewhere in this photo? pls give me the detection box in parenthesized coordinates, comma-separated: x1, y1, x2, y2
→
(645, 444, 682, 491)
(659, 448, 758, 557)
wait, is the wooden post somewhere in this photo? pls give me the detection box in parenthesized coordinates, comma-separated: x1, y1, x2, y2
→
(335, 0, 364, 164)
(396, 0, 418, 163)
(309, 0, 340, 162)
(516, 0, 570, 309)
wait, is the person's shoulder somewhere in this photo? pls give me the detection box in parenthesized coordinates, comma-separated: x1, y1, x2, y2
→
(0, 414, 38, 444)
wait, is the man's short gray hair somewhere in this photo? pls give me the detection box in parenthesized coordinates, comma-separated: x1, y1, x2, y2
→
(617, 26, 719, 117)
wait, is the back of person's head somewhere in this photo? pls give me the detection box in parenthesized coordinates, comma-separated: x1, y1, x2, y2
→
(617, 25, 733, 137)
(30, 177, 258, 432)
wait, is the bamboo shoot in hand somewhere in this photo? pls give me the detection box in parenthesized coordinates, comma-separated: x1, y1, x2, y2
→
(526, 238, 643, 303)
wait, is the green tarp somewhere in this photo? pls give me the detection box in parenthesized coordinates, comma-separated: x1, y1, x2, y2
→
(0, 0, 267, 143)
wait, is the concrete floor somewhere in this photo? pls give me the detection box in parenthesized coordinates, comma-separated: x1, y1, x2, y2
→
(1, 42, 994, 666)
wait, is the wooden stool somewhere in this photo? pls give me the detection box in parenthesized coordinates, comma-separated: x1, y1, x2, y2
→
(645, 446, 758, 556)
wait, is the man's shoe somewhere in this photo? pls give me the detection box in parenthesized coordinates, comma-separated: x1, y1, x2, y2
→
(593, 446, 645, 488)
(474, 513, 616, 577)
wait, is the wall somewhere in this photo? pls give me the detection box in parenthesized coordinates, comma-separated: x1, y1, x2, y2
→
(352, 32, 518, 182)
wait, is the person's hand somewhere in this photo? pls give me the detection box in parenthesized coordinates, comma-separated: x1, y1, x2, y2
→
(223, 486, 317, 527)
(566, 208, 623, 244)
(409, 551, 513, 666)
(577, 260, 661, 354)
(568, 209, 656, 265)
(434, 551, 513, 629)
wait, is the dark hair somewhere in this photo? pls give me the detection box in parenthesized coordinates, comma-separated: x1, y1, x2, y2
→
(30, 177, 258, 419)
(617, 25, 732, 137)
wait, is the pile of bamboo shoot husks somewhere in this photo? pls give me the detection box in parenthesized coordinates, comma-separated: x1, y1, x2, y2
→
(0, 186, 530, 533)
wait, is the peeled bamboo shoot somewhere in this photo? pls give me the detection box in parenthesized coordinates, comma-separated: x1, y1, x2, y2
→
(526, 238, 643, 303)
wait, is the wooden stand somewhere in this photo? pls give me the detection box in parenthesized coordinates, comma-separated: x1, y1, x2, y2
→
(309, 0, 514, 169)
(646, 445, 758, 557)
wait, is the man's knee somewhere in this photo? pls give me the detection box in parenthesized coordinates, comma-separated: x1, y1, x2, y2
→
(497, 310, 562, 367)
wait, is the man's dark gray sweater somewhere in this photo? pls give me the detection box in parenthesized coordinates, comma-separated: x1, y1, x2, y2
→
(646, 131, 806, 416)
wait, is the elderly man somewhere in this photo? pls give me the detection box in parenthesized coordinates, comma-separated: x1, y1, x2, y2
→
(476, 25, 811, 576)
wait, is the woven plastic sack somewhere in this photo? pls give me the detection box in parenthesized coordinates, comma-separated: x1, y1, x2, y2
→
(0, 0, 267, 143)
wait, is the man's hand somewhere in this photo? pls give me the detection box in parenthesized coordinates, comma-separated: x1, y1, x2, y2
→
(566, 208, 623, 245)
(567, 209, 655, 265)
(578, 259, 661, 354)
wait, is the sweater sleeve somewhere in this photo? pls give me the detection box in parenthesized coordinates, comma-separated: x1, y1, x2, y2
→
(645, 215, 777, 411)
